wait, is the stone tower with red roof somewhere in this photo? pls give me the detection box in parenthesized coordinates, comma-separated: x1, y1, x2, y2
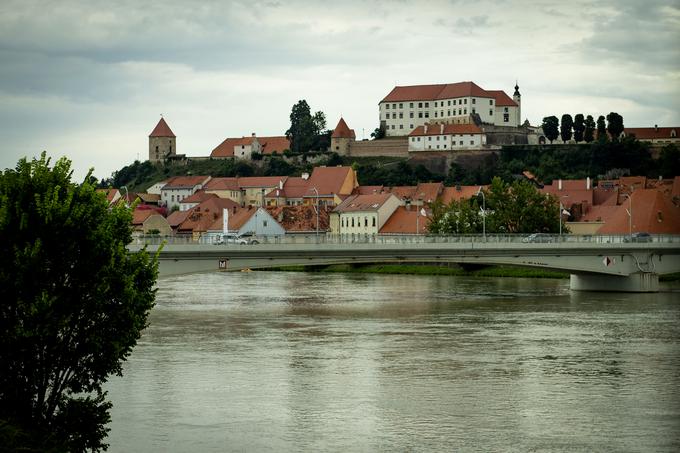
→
(330, 117, 356, 156)
(149, 117, 176, 163)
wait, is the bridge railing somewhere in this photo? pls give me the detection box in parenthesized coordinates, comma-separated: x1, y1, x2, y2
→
(132, 233, 680, 246)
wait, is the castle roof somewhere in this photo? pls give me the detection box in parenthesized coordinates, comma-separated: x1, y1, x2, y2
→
(381, 81, 511, 103)
(409, 123, 483, 136)
(487, 90, 519, 107)
(331, 118, 356, 139)
(149, 117, 176, 137)
(624, 127, 678, 140)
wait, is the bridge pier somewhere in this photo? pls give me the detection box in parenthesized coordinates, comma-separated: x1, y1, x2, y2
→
(570, 272, 659, 293)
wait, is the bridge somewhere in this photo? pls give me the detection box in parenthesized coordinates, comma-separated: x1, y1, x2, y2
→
(129, 234, 680, 293)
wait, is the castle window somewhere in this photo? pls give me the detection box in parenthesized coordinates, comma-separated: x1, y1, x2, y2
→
(489, 110, 493, 116)
(441, 111, 444, 117)
(472, 98, 476, 104)
(418, 102, 423, 108)
(470, 141, 474, 145)
(386, 104, 390, 109)
(472, 108, 476, 114)
(419, 112, 423, 118)
(443, 144, 447, 149)
(464, 99, 467, 104)
(399, 103, 403, 108)
(392, 103, 396, 109)
(372, 217, 376, 227)
(504, 107, 509, 112)
(424, 112, 429, 118)
(464, 109, 467, 114)
(436, 136, 440, 141)
(460, 141, 463, 145)
(458, 109, 462, 115)
(489, 99, 493, 105)
(410, 102, 414, 108)
(448, 100, 451, 106)
(434, 111, 438, 118)
(425, 102, 429, 107)
(399, 125, 403, 129)
(410, 112, 414, 118)
(399, 113, 403, 118)
(417, 137, 420, 141)
(155, 146, 159, 152)
(448, 110, 450, 116)
(392, 113, 396, 119)
(503, 114, 509, 122)
(391, 125, 395, 129)
(436, 145, 440, 149)
(428, 137, 432, 141)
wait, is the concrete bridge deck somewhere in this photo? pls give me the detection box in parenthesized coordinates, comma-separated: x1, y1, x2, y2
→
(129, 234, 680, 292)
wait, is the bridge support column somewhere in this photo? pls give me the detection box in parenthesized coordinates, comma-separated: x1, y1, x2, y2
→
(570, 272, 659, 293)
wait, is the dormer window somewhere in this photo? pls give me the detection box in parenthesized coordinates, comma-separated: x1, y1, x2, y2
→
(671, 130, 677, 138)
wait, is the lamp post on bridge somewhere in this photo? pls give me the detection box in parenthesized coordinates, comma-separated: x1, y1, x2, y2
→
(311, 186, 319, 236)
(476, 186, 486, 242)
(559, 195, 569, 240)
(623, 192, 633, 239)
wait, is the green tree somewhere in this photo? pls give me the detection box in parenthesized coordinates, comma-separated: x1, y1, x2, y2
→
(428, 198, 482, 234)
(596, 115, 607, 141)
(606, 112, 624, 141)
(656, 144, 680, 178)
(584, 115, 596, 143)
(370, 126, 386, 139)
(560, 114, 573, 143)
(285, 100, 326, 154)
(573, 114, 585, 142)
(0, 153, 158, 452)
(541, 116, 559, 144)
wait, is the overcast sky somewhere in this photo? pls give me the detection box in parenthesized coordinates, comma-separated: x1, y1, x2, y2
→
(1, 0, 679, 180)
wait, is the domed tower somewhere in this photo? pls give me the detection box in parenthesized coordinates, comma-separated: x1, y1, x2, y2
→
(513, 81, 522, 127)
(331, 117, 356, 156)
(148, 116, 176, 163)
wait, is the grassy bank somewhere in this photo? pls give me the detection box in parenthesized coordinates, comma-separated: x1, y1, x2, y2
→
(261, 263, 569, 279)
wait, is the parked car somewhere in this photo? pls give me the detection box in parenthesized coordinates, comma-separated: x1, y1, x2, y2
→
(215, 234, 259, 245)
(522, 233, 555, 243)
(624, 232, 652, 243)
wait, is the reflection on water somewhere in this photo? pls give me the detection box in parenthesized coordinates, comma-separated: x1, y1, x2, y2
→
(106, 272, 680, 452)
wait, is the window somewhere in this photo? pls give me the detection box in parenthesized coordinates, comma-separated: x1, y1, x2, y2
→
(410, 102, 414, 108)
(364, 217, 368, 227)
(464, 109, 467, 114)
(448, 100, 451, 106)
(386, 104, 390, 109)
(425, 102, 429, 107)
(472, 98, 476, 104)
(351, 217, 354, 227)
(417, 137, 421, 141)
(410, 112, 414, 118)
(410, 124, 413, 129)
(504, 107, 509, 112)
(436, 145, 440, 149)
(424, 112, 429, 118)
(458, 109, 462, 115)
(428, 137, 432, 141)
(399, 103, 403, 108)
(392, 113, 396, 119)
(489, 109, 493, 116)
(241, 145, 245, 149)
(399, 124, 404, 129)
(454, 99, 457, 105)
(503, 114, 509, 122)
(441, 111, 444, 117)
(447, 110, 451, 116)
(372, 217, 376, 227)
(443, 144, 447, 149)
(464, 99, 467, 104)
(459, 141, 463, 145)
(155, 145, 159, 152)
(434, 102, 438, 107)
(392, 103, 396, 108)
(399, 112, 403, 118)
(436, 136, 440, 141)
(263, 220, 268, 227)
(472, 108, 476, 114)
(434, 111, 438, 118)
(418, 102, 423, 108)
(411, 137, 415, 142)
(470, 140, 474, 145)
(418, 112, 423, 118)
(489, 99, 493, 105)
(391, 125, 395, 129)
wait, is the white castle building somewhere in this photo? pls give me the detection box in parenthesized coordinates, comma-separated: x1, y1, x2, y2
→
(379, 81, 521, 137)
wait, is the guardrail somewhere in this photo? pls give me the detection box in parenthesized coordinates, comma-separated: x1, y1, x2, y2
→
(132, 233, 680, 246)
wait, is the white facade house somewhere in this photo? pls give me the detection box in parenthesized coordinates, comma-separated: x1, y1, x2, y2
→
(160, 175, 212, 210)
(146, 180, 168, 195)
(408, 123, 486, 151)
(331, 193, 401, 235)
(205, 206, 285, 241)
(379, 81, 521, 137)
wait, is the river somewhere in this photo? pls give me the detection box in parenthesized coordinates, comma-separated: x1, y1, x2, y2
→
(105, 271, 680, 452)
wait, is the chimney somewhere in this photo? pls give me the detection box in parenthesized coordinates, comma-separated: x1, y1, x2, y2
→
(424, 124, 428, 134)
(302, 172, 309, 180)
(655, 124, 658, 132)
(586, 177, 591, 190)
(558, 179, 562, 191)
(279, 180, 284, 189)
(252, 132, 256, 137)
(440, 124, 444, 134)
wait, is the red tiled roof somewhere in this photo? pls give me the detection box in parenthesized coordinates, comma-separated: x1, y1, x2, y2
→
(381, 81, 508, 103)
(132, 209, 156, 226)
(177, 198, 240, 233)
(354, 185, 384, 195)
(593, 188, 619, 206)
(259, 136, 290, 155)
(597, 189, 680, 234)
(204, 177, 240, 191)
(137, 193, 161, 203)
(149, 118, 176, 137)
(624, 127, 678, 140)
(333, 193, 395, 213)
(266, 205, 330, 233)
(619, 176, 647, 192)
(307, 166, 355, 196)
(180, 190, 218, 204)
(409, 123, 483, 136)
(238, 176, 287, 188)
(379, 206, 430, 234)
(487, 90, 518, 107)
(162, 175, 210, 189)
(97, 188, 120, 203)
(414, 182, 443, 204)
(388, 186, 417, 200)
(331, 118, 356, 139)
(578, 205, 620, 223)
(439, 186, 486, 204)
(210, 137, 254, 158)
(166, 210, 190, 228)
(265, 177, 309, 199)
(207, 206, 259, 232)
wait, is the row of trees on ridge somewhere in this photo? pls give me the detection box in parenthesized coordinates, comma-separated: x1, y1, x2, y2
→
(541, 112, 624, 144)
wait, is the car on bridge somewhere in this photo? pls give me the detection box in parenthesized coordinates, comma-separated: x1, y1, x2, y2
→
(522, 233, 555, 243)
(215, 234, 259, 245)
(624, 232, 652, 243)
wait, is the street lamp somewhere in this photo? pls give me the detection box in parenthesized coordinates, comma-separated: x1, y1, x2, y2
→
(559, 195, 569, 239)
(120, 185, 129, 207)
(416, 198, 422, 236)
(623, 192, 633, 239)
(476, 186, 486, 241)
(311, 186, 319, 236)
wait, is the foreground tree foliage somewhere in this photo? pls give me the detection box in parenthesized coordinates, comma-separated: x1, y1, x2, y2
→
(428, 177, 561, 234)
(0, 153, 158, 452)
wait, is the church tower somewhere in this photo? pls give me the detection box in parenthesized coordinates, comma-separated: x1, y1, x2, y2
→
(513, 82, 522, 127)
(148, 117, 176, 163)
